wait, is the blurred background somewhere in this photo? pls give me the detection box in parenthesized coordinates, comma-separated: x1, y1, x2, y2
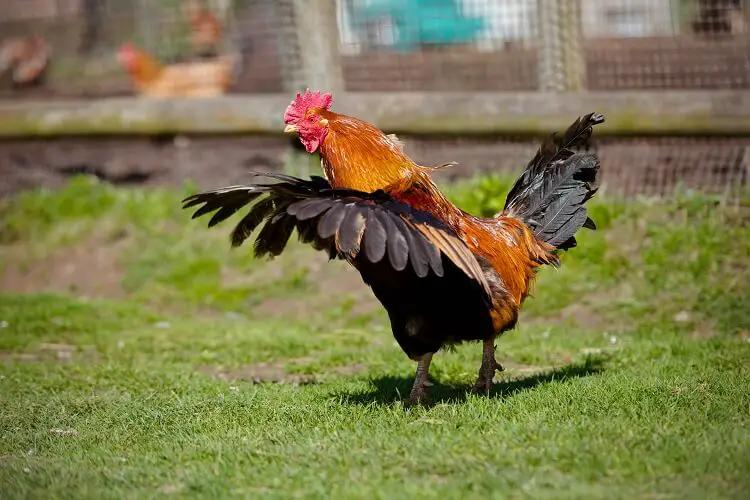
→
(0, 0, 748, 198)
(1, 0, 748, 94)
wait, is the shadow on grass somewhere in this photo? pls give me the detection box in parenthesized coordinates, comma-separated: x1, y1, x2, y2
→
(336, 355, 608, 407)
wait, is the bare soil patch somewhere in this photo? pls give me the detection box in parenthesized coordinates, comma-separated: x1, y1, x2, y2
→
(0, 233, 128, 299)
(0, 342, 100, 364)
(197, 361, 367, 385)
(524, 283, 636, 331)
(252, 256, 380, 321)
(500, 361, 556, 376)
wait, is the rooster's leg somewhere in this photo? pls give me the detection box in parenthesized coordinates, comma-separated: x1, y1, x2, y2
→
(407, 353, 433, 406)
(473, 338, 504, 395)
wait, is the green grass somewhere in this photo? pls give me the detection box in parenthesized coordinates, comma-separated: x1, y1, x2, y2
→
(1, 176, 749, 499)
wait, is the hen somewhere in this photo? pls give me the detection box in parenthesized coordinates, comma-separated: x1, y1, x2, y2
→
(0, 35, 51, 88)
(117, 43, 237, 98)
(183, 90, 604, 405)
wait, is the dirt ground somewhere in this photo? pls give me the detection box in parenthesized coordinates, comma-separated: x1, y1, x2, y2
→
(0, 234, 128, 299)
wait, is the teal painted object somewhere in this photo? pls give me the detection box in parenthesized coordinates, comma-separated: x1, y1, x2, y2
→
(351, 0, 486, 52)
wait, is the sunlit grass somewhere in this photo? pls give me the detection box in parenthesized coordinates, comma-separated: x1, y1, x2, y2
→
(1, 176, 748, 498)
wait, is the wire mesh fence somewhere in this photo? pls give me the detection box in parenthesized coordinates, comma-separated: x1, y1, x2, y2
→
(415, 136, 750, 198)
(0, 0, 748, 97)
(2, 133, 748, 199)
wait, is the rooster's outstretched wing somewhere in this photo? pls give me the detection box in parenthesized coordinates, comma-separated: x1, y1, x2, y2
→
(182, 172, 491, 299)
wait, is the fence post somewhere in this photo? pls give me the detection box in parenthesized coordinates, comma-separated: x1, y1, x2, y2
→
(561, 0, 586, 91)
(274, 0, 345, 94)
(537, 0, 586, 92)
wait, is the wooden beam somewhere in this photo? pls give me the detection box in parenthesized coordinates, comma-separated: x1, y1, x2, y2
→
(0, 91, 748, 137)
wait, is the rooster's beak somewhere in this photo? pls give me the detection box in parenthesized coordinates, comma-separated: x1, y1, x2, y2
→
(284, 124, 298, 134)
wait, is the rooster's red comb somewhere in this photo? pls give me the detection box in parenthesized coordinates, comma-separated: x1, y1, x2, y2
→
(284, 89, 333, 124)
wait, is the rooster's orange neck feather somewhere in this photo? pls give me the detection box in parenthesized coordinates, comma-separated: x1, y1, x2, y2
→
(318, 111, 417, 193)
(317, 110, 466, 228)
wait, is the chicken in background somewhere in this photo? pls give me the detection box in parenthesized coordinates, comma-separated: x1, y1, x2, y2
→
(692, 0, 748, 34)
(184, 0, 224, 59)
(117, 42, 239, 98)
(184, 90, 605, 405)
(729, 6, 748, 33)
(0, 35, 51, 88)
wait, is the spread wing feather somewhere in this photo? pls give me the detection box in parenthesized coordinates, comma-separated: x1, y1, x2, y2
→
(381, 213, 409, 271)
(182, 172, 491, 299)
(362, 211, 387, 264)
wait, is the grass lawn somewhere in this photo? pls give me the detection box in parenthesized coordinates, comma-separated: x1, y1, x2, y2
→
(1, 176, 749, 499)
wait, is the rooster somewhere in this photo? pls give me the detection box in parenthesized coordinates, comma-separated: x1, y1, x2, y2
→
(183, 90, 604, 405)
(117, 43, 238, 98)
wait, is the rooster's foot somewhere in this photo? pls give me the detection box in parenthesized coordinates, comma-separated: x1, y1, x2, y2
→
(472, 339, 504, 395)
(406, 353, 433, 407)
(406, 386, 429, 407)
